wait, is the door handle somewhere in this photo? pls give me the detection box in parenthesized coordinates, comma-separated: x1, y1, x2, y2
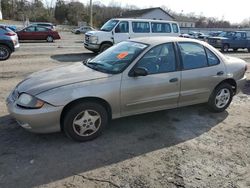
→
(217, 71, 224, 76)
(169, 78, 178, 83)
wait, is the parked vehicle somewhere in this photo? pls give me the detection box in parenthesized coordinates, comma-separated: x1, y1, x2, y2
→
(72, 26, 95, 34)
(0, 25, 19, 60)
(84, 18, 180, 53)
(6, 37, 247, 141)
(30, 22, 56, 30)
(208, 31, 250, 52)
(16, 25, 60, 42)
(209, 31, 222, 37)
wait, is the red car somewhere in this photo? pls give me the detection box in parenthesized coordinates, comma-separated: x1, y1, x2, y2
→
(17, 25, 60, 42)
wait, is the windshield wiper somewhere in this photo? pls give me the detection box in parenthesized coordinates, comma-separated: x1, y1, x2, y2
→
(84, 61, 112, 74)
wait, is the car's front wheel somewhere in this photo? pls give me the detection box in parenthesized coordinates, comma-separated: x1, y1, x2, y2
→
(0, 44, 11, 61)
(207, 83, 233, 113)
(63, 102, 108, 142)
(222, 44, 229, 52)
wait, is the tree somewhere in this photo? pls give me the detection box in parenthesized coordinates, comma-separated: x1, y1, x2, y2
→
(54, 0, 66, 24)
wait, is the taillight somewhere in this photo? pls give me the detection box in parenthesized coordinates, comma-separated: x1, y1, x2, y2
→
(5, 32, 16, 36)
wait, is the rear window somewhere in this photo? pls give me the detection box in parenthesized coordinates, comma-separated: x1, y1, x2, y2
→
(172, 23, 179, 33)
(132, 22, 150, 33)
(151, 22, 171, 33)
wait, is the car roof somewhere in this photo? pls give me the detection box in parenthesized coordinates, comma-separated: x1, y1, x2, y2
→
(111, 18, 178, 23)
(130, 36, 206, 46)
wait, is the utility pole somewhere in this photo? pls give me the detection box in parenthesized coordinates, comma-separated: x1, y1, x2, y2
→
(90, 0, 93, 27)
(0, 0, 3, 20)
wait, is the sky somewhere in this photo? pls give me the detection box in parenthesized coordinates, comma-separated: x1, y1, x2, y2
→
(83, 0, 250, 23)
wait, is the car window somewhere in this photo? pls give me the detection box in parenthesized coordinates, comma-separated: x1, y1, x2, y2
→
(36, 27, 49, 32)
(172, 23, 179, 33)
(132, 22, 150, 33)
(179, 42, 208, 70)
(151, 22, 171, 33)
(136, 43, 176, 74)
(205, 48, 220, 66)
(25, 26, 36, 32)
(115, 21, 129, 33)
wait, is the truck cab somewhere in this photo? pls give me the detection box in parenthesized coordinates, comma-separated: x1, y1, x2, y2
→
(84, 18, 180, 53)
(208, 31, 250, 52)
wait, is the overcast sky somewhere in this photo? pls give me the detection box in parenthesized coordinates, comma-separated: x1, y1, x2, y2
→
(84, 0, 250, 23)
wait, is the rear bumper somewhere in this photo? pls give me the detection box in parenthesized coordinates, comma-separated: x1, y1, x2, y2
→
(236, 75, 247, 94)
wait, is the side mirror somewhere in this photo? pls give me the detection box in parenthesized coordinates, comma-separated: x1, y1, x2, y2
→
(131, 67, 148, 77)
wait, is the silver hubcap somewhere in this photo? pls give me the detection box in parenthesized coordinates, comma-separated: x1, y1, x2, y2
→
(224, 45, 229, 52)
(47, 36, 53, 42)
(0, 47, 9, 59)
(215, 88, 230, 108)
(73, 110, 101, 137)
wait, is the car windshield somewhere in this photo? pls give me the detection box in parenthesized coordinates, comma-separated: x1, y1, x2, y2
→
(100, 20, 119, 32)
(218, 31, 235, 37)
(84, 41, 148, 74)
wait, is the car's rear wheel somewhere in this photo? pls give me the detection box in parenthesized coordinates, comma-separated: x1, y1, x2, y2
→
(233, 48, 238, 52)
(222, 44, 229, 52)
(63, 102, 108, 142)
(248, 48, 250, 53)
(0, 44, 11, 61)
(75, 30, 80, 34)
(207, 83, 233, 113)
(46, 35, 54, 42)
(100, 43, 112, 53)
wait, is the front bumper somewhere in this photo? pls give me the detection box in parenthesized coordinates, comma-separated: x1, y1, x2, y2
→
(6, 95, 63, 134)
(84, 42, 100, 51)
(236, 75, 247, 94)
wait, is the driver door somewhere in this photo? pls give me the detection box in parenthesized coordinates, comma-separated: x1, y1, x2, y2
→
(113, 21, 130, 44)
(120, 43, 181, 116)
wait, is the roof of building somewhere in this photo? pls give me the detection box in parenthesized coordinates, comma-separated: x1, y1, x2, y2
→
(174, 15, 196, 23)
(119, 7, 175, 20)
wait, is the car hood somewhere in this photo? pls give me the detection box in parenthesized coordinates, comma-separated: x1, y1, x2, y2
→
(86, 30, 110, 37)
(208, 36, 228, 40)
(16, 62, 110, 95)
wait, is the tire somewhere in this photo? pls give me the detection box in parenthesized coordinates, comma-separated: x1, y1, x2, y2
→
(46, 35, 54, 42)
(75, 30, 80, 34)
(100, 43, 112, 53)
(0, 44, 11, 61)
(233, 48, 238, 52)
(91, 50, 99, 54)
(248, 48, 250, 53)
(63, 102, 108, 142)
(207, 83, 233, 113)
(221, 44, 229, 52)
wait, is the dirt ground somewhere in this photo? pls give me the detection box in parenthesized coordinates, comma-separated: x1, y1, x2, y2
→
(0, 32, 250, 188)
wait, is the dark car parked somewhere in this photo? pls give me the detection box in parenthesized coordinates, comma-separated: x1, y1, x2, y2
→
(208, 31, 250, 52)
(0, 25, 19, 60)
(17, 25, 60, 42)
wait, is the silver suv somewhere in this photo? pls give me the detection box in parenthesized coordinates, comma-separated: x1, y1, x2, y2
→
(0, 25, 19, 60)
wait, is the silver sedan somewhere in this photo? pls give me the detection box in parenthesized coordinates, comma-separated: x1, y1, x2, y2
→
(6, 37, 247, 141)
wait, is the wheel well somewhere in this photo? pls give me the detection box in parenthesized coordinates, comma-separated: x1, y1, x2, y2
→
(100, 41, 113, 48)
(216, 79, 237, 94)
(60, 97, 112, 131)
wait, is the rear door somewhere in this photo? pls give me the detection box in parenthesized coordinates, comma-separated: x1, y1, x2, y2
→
(113, 21, 130, 43)
(178, 42, 226, 106)
(232, 32, 247, 48)
(121, 43, 181, 116)
(36, 26, 49, 40)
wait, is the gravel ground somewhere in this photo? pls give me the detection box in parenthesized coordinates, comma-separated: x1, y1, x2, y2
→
(0, 32, 250, 188)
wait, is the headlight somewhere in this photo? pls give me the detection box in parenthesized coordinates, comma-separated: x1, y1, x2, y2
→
(17, 93, 44, 109)
(89, 36, 98, 44)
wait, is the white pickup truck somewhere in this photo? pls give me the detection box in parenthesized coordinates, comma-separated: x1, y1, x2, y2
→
(84, 18, 180, 53)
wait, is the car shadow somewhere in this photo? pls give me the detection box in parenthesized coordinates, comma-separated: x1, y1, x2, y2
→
(242, 79, 250, 95)
(50, 53, 96, 63)
(0, 104, 228, 188)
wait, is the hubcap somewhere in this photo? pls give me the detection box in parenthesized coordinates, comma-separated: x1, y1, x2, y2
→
(224, 45, 229, 52)
(73, 110, 101, 137)
(0, 47, 9, 59)
(215, 88, 230, 108)
(47, 36, 53, 42)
